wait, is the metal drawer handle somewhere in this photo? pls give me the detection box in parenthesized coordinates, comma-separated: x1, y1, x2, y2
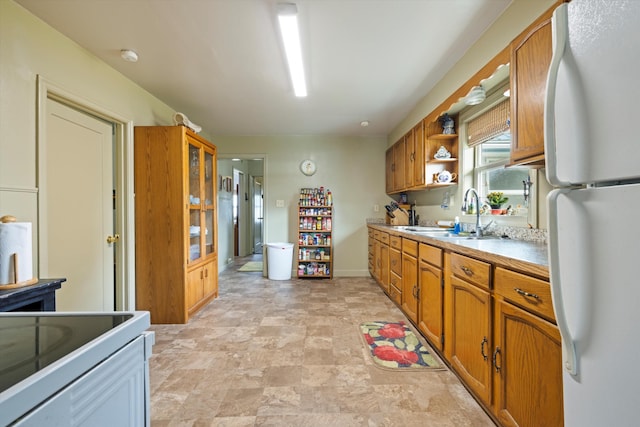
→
(412, 284, 419, 299)
(480, 336, 488, 361)
(514, 287, 540, 300)
(493, 346, 502, 373)
(460, 266, 474, 277)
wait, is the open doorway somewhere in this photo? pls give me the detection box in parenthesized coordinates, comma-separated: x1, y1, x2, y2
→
(217, 157, 265, 272)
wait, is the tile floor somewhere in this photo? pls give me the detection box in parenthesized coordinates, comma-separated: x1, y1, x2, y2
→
(149, 255, 496, 426)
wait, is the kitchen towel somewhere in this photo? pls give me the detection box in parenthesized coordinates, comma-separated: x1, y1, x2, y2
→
(0, 222, 34, 285)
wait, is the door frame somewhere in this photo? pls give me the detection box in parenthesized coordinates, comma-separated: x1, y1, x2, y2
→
(251, 176, 263, 254)
(218, 155, 267, 260)
(36, 75, 135, 311)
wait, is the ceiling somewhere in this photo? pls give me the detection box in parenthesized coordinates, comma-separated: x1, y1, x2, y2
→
(15, 0, 512, 137)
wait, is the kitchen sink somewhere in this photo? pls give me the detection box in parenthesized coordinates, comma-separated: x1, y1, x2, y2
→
(412, 231, 504, 240)
(393, 226, 451, 232)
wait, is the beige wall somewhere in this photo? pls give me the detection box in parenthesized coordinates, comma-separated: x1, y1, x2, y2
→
(215, 135, 389, 276)
(387, 0, 556, 227)
(0, 0, 183, 285)
(1, 0, 555, 283)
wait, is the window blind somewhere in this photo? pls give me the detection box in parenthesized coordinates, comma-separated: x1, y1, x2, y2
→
(466, 98, 510, 147)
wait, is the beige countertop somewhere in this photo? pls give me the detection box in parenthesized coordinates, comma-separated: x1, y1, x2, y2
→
(368, 224, 549, 280)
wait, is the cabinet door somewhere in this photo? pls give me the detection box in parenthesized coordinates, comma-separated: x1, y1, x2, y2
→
(418, 260, 443, 351)
(202, 145, 216, 257)
(493, 298, 563, 427)
(372, 239, 381, 282)
(401, 253, 418, 324)
(389, 248, 401, 277)
(368, 234, 375, 277)
(187, 141, 203, 263)
(393, 138, 405, 192)
(385, 148, 394, 194)
(412, 122, 425, 186)
(186, 267, 204, 310)
(404, 129, 415, 188)
(203, 261, 218, 298)
(447, 275, 492, 405)
(510, 16, 552, 165)
(379, 243, 389, 292)
(187, 138, 217, 264)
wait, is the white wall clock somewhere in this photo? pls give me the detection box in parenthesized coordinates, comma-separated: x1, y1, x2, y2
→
(300, 159, 317, 176)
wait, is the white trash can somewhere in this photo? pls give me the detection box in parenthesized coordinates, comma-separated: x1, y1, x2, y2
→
(266, 242, 294, 280)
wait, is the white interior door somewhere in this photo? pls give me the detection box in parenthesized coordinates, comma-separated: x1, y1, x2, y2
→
(44, 98, 115, 311)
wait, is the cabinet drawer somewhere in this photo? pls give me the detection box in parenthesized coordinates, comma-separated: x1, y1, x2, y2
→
(388, 283, 402, 306)
(402, 238, 418, 257)
(494, 267, 555, 322)
(419, 243, 442, 268)
(389, 235, 402, 250)
(450, 253, 491, 290)
(389, 249, 402, 276)
(379, 232, 390, 245)
(389, 272, 402, 290)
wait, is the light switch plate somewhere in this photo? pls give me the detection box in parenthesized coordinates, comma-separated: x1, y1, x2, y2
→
(276, 199, 285, 208)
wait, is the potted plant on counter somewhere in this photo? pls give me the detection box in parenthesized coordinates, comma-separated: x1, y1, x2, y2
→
(486, 191, 508, 215)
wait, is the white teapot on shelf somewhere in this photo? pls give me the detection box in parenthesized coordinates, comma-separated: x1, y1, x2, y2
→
(434, 170, 457, 184)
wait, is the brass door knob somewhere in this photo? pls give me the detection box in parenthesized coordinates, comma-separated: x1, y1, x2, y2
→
(106, 234, 120, 244)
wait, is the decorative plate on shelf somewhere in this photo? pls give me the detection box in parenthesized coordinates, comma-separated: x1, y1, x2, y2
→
(434, 145, 451, 159)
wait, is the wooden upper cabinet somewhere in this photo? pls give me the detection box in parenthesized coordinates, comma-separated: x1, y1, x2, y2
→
(393, 137, 405, 192)
(510, 9, 553, 166)
(385, 148, 394, 194)
(404, 128, 415, 188)
(412, 121, 425, 187)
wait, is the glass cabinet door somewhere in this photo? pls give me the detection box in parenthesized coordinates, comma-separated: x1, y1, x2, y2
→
(204, 148, 215, 256)
(188, 142, 201, 262)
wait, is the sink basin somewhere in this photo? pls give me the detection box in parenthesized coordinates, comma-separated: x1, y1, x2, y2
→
(413, 231, 504, 240)
(396, 226, 451, 232)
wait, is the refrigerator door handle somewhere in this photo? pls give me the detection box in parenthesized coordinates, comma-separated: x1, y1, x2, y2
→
(544, 3, 569, 188)
(547, 189, 578, 376)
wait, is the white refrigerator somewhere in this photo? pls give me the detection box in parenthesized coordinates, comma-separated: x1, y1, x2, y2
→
(545, 1, 640, 426)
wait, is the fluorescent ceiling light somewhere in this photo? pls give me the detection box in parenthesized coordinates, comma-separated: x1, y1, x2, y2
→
(277, 3, 307, 97)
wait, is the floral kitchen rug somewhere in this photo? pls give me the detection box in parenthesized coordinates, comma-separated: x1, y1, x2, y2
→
(360, 321, 444, 370)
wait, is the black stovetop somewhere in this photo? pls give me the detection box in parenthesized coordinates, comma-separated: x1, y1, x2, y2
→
(0, 314, 132, 393)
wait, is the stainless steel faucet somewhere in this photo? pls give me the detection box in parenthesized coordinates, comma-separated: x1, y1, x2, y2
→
(462, 187, 483, 237)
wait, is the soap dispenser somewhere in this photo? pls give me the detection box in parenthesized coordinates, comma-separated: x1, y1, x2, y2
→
(453, 216, 461, 234)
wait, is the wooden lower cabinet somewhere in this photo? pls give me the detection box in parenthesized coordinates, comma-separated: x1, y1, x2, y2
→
(417, 243, 443, 351)
(389, 243, 402, 303)
(186, 261, 217, 315)
(370, 232, 389, 293)
(367, 227, 563, 427)
(493, 297, 563, 427)
(379, 243, 389, 292)
(446, 273, 493, 405)
(401, 239, 419, 324)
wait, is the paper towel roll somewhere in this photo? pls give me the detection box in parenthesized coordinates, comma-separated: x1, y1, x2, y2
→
(0, 222, 34, 285)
